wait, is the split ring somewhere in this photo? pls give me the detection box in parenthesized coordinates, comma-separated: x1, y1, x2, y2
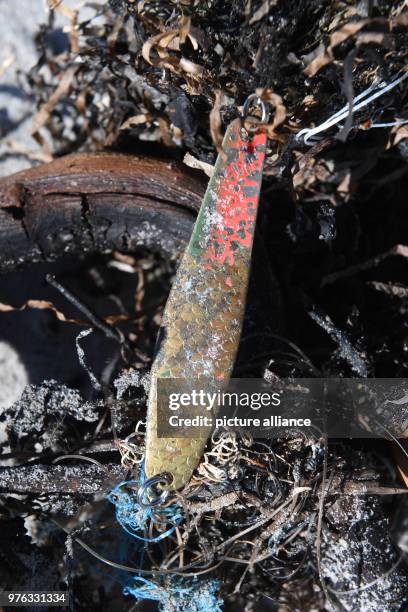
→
(137, 472, 173, 508)
(242, 94, 269, 128)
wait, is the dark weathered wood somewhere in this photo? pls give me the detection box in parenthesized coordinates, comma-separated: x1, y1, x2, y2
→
(0, 463, 127, 494)
(0, 153, 206, 272)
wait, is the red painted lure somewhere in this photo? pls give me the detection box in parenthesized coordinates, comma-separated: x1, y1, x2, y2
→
(141, 100, 268, 503)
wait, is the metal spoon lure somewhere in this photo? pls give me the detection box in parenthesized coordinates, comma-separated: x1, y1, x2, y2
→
(141, 96, 269, 502)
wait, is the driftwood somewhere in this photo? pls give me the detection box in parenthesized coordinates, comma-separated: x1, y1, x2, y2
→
(0, 463, 126, 495)
(0, 153, 206, 273)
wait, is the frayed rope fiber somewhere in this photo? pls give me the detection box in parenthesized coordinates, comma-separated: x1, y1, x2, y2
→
(124, 575, 223, 612)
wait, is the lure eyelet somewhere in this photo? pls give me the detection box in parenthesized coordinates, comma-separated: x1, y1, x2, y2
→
(242, 94, 269, 132)
(137, 472, 173, 508)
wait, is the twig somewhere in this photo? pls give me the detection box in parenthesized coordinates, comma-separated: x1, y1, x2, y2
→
(46, 274, 126, 346)
(0, 463, 125, 494)
(321, 244, 408, 286)
(316, 438, 335, 610)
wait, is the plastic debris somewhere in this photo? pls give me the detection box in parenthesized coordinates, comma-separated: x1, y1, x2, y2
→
(297, 71, 408, 145)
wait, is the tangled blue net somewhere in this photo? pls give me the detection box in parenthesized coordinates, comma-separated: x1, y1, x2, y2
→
(124, 576, 223, 612)
(108, 476, 222, 610)
(107, 478, 183, 542)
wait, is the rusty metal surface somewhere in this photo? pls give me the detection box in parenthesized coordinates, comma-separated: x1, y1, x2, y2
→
(145, 119, 267, 489)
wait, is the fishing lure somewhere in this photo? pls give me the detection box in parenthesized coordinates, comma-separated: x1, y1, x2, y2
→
(142, 97, 268, 499)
